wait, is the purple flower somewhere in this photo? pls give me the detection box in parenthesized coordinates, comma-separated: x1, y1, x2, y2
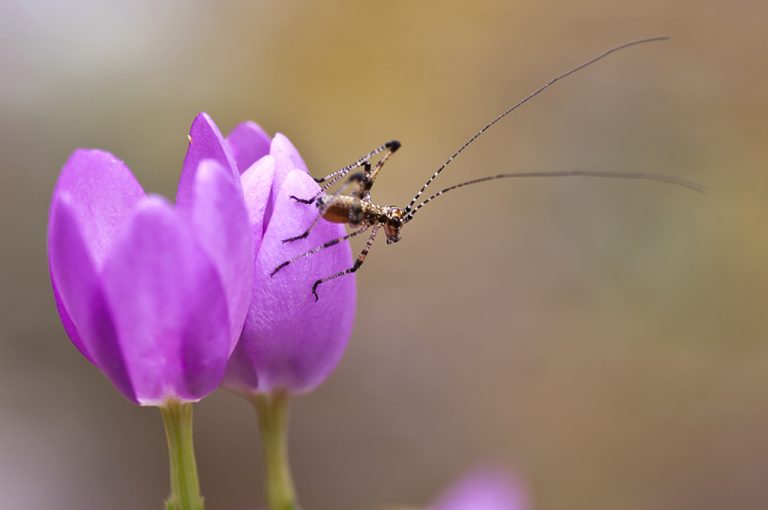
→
(48, 113, 253, 405)
(431, 469, 529, 510)
(49, 113, 355, 403)
(219, 119, 356, 395)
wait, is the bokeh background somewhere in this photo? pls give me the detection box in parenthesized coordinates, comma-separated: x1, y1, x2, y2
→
(1, 0, 767, 509)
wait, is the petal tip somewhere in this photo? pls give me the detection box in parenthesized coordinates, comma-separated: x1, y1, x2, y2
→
(232, 120, 270, 138)
(190, 112, 215, 130)
(135, 194, 176, 218)
(226, 121, 273, 173)
(178, 113, 239, 205)
(270, 133, 309, 173)
(57, 148, 136, 189)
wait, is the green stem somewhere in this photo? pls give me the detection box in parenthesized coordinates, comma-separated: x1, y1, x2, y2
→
(252, 391, 298, 510)
(159, 401, 204, 510)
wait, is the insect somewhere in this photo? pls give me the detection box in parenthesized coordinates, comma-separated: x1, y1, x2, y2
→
(270, 36, 705, 300)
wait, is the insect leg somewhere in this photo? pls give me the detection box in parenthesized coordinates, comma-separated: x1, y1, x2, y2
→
(282, 211, 327, 243)
(270, 225, 371, 277)
(290, 141, 400, 204)
(368, 140, 401, 182)
(314, 140, 400, 185)
(312, 224, 381, 301)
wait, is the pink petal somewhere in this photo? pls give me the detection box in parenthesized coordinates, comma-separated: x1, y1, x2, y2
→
(227, 169, 356, 394)
(432, 469, 529, 510)
(226, 121, 271, 174)
(49, 149, 143, 367)
(176, 159, 254, 348)
(176, 113, 239, 208)
(220, 156, 277, 393)
(264, 133, 310, 224)
(48, 194, 136, 401)
(100, 196, 231, 405)
(270, 133, 308, 175)
(51, 149, 144, 266)
(241, 155, 277, 245)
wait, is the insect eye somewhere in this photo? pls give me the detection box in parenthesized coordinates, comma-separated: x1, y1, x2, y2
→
(390, 217, 402, 228)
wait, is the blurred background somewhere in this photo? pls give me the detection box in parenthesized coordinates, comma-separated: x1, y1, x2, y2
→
(1, 0, 767, 508)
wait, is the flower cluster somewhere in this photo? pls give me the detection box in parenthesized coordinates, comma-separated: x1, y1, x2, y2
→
(48, 113, 517, 510)
(48, 113, 355, 405)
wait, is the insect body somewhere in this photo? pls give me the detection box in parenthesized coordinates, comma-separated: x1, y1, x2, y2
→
(270, 37, 705, 300)
(318, 195, 405, 244)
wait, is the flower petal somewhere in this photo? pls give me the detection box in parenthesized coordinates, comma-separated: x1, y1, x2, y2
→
(225, 121, 271, 174)
(179, 159, 254, 348)
(176, 113, 239, 208)
(271, 133, 308, 176)
(222, 340, 261, 393)
(48, 149, 144, 363)
(52, 149, 144, 266)
(241, 154, 277, 245)
(431, 469, 528, 510)
(100, 196, 231, 405)
(264, 133, 309, 224)
(219, 156, 277, 394)
(227, 169, 356, 394)
(48, 194, 136, 401)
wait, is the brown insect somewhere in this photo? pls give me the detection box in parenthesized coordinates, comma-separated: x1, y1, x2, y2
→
(270, 37, 705, 300)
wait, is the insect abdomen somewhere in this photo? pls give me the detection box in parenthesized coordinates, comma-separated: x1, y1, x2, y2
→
(322, 202, 353, 223)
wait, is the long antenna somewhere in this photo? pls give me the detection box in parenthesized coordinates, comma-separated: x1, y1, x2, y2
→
(404, 170, 705, 221)
(402, 36, 670, 217)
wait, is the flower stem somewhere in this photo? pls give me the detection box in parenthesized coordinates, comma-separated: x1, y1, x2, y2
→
(160, 401, 204, 510)
(252, 391, 298, 510)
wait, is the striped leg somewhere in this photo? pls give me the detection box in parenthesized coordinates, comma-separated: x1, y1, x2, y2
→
(291, 140, 400, 204)
(368, 140, 401, 181)
(312, 225, 380, 301)
(271, 225, 370, 277)
(282, 211, 328, 243)
(289, 161, 371, 205)
(314, 140, 400, 184)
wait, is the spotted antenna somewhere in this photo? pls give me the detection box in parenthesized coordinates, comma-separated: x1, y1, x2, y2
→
(272, 36, 703, 301)
(402, 36, 670, 220)
(404, 170, 705, 220)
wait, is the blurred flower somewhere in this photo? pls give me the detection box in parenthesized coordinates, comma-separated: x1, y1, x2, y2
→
(221, 118, 356, 396)
(48, 113, 252, 405)
(431, 468, 528, 510)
